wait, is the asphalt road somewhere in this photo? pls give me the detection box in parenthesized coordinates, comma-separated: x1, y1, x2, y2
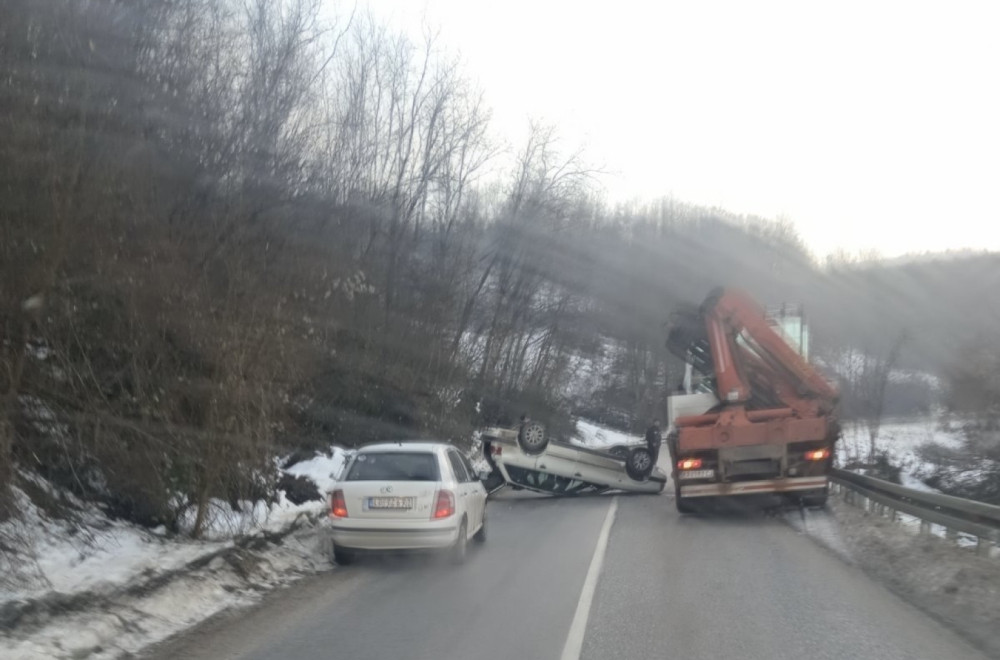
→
(147, 490, 990, 660)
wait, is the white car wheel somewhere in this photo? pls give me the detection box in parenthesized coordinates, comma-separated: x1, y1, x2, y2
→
(451, 520, 468, 564)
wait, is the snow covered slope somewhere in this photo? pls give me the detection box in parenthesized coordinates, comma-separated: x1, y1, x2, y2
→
(571, 419, 641, 448)
(1, 445, 349, 660)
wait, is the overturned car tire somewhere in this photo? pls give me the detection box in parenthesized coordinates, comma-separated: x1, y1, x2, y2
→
(517, 421, 549, 455)
(625, 446, 654, 481)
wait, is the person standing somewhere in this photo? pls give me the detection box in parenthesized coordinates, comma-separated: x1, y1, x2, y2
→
(645, 420, 662, 466)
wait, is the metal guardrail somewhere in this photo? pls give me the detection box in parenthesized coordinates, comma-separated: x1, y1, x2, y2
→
(830, 468, 1000, 555)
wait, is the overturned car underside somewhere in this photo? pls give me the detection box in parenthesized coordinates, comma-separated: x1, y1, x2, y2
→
(479, 423, 667, 496)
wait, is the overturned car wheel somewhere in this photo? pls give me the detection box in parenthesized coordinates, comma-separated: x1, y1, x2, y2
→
(625, 446, 654, 481)
(517, 421, 549, 455)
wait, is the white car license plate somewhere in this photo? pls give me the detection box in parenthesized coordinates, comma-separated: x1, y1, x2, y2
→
(366, 496, 415, 510)
(679, 469, 714, 480)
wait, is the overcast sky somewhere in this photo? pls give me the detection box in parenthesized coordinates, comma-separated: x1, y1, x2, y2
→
(362, 0, 999, 259)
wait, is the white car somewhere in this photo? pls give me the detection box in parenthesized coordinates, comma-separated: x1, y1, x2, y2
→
(481, 425, 667, 495)
(328, 442, 488, 565)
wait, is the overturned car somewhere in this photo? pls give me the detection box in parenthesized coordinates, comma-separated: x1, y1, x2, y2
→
(480, 422, 667, 496)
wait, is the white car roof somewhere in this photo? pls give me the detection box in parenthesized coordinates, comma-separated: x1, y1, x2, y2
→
(354, 441, 450, 454)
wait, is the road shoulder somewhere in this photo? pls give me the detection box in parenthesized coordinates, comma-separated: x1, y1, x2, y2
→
(797, 498, 1000, 658)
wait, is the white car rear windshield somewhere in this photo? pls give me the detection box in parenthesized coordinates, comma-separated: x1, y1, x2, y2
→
(345, 452, 440, 482)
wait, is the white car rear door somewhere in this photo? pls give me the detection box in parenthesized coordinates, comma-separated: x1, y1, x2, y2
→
(458, 452, 487, 526)
(446, 450, 478, 534)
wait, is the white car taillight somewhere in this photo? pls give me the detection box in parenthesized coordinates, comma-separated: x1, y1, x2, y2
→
(330, 489, 348, 518)
(432, 489, 455, 519)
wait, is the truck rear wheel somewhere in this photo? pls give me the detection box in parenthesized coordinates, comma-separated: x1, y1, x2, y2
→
(799, 488, 828, 508)
(675, 484, 696, 513)
(625, 446, 654, 480)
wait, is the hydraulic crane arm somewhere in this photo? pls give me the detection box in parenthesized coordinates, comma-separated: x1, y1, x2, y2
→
(667, 288, 839, 421)
(709, 288, 837, 408)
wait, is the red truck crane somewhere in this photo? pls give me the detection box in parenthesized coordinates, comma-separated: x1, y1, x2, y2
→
(665, 288, 840, 513)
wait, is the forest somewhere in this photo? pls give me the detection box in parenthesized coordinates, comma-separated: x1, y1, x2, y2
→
(3, 0, 998, 534)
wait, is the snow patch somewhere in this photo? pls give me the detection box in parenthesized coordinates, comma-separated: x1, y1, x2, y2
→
(562, 341, 617, 401)
(817, 351, 942, 391)
(174, 496, 324, 541)
(1, 456, 339, 660)
(172, 446, 350, 541)
(1, 489, 228, 608)
(838, 418, 964, 490)
(1, 524, 331, 660)
(283, 446, 348, 495)
(571, 419, 641, 448)
(2, 446, 349, 634)
(899, 472, 940, 494)
(465, 430, 491, 476)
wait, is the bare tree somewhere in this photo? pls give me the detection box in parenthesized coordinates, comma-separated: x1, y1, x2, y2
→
(832, 332, 908, 464)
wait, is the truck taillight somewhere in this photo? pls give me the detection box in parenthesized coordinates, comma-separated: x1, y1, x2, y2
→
(330, 490, 348, 518)
(490, 444, 502, 456)
(678, 458, 703, 470)
(804, 448, 830, 461)
(432, 490, 455, 519)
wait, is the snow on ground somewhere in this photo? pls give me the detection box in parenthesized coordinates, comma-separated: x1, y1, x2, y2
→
(3, 446, 348, 607)
(816, 351, 944, 392)
(284, 446, 349, 495)
(465, 431, 492, 476)
(2, 522, 331, 660)
(899, 472, 940, 493)
(838, 417, 964, 488)
(1, 445, 349, 660)
(174, 496, 325, 542)
(571, 419, 641, 448)
(562, 341, 616, 401)
(1, 489, 229, 607)
(839, 417, 963, 463)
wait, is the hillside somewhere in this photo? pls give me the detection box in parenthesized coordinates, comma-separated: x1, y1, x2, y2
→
(1, 0, 995, 544)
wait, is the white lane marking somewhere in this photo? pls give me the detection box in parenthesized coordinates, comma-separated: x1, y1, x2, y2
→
(560, 496, 618, 660)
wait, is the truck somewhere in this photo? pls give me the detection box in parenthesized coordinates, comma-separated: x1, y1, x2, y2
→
(665, 288, 840, 513)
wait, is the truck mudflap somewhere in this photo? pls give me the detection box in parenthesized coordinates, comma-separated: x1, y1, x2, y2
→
(679, 475, 828, 498)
